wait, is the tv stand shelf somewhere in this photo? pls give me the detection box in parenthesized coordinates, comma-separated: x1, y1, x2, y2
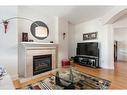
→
(74, 55, 99, 68)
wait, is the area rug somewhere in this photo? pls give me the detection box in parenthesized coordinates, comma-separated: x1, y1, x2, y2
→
(24, 68, 111, 90)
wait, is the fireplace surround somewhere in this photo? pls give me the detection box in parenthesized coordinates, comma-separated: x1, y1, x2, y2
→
(18, 42, 57, 78)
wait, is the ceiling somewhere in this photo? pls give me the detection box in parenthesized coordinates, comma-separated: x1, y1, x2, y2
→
(19, 6, 114, 24)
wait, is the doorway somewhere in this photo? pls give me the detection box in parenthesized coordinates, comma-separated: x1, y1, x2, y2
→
(114, 28, 127, 64)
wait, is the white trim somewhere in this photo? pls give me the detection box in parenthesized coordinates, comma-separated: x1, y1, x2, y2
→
(11, 74, 19, 80)
(101, 66, 114, 69)
(21, 42, 58, 45)
(102, 7, 127, 24)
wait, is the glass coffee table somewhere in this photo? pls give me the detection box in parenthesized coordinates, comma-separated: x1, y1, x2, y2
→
(41, 67, 111, 89)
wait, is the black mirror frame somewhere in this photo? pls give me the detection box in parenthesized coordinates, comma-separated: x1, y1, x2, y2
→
(30, 21, 49, 40)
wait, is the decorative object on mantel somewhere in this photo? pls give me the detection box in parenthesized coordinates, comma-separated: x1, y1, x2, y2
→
(22, 32, 28, 42)
(83, 32, 97, 40)
(30, 21, 49, 40)
(28, 39, 34, 42)
(0, 17, 48, 41)
(50, 41, 54, 43)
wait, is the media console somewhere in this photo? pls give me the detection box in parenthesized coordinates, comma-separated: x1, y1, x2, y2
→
(74, 55, 99, 68)
(74, 42, 99, 68)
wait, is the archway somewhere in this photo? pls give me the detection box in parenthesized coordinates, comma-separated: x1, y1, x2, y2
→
(103, 7, 127, 69)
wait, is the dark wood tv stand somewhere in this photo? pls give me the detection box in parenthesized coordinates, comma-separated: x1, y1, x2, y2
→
(74, 55, 99, 68)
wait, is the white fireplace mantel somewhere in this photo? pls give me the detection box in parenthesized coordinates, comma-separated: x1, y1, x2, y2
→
(21, 42, 58, 47)
(21, 42, 58, 45)
(18, 42, 58, 78)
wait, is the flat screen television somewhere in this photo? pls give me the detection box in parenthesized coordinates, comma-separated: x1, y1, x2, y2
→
(77, 42, 99, 57)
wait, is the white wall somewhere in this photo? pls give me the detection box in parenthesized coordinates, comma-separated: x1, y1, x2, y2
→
(18, 8, 59, 71)
(113, 13, 127, 28)
(70, 18, 114, 69)
(57, 17, 69, 67)
(68, 23, 75, 58)
(18, 7, 69, 68)
(114, 28, 127, 41)
(101, 24, 114, 69)
(18, 7, 57, 43)
(102, 6, 127, 24)
(0, 6, 69, 79)
(0, 6, 120, 79)
(0, 6, 18, 79)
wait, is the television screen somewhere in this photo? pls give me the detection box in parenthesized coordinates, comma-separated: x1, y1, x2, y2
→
(77, 42, 99, 57)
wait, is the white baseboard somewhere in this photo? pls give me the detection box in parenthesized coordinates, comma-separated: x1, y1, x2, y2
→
(19, 69, 57, 83)
(100, 65, 114, 69)
(11, 74, 19, 80)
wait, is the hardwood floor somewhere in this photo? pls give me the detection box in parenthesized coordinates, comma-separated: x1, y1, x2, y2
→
(13, 61, 127, 89)
(73, 62, 127, 89)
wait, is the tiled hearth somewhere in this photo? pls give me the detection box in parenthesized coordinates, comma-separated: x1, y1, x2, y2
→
(18, 42, 57, 79)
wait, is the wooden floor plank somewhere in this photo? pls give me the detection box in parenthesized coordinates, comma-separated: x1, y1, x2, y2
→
(13, 61, 127, 89)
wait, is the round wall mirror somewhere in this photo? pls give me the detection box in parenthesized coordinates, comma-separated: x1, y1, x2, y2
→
(30, 21, 49, 40)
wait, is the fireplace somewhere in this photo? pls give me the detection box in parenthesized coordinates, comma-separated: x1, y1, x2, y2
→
(18, 43, 57, 78)
(33, 54, 52, 75)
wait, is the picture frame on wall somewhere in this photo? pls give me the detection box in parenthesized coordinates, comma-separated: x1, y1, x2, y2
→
(83, 32, 97, 40)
